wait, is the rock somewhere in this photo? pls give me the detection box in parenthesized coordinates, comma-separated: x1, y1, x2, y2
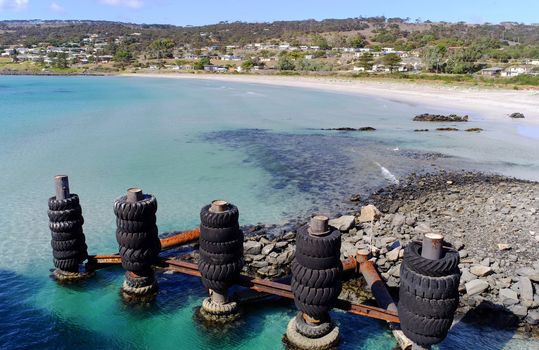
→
(453, 240, 464, 251)
(391, 214, 406, 229)
(465, 279, 489, 296)
(459, 250, 469, 258)
(251, 260, 269, 268)
(470, 265, 493, 277)
(413, 113, 469, 122)
(329, 215, 355, 231)
(516, 267, 537, 276)
(509, 112, 525, 119)
(358, 126, 376, 131)
(520, 277, 534, 302)
(460, 269, 476, 283)
(526, 310, 539, 325)
(497, 243, 512, 251)
(342, 242, 357, 257)
(282, 232, 295, 240)
(387, 247, 401, 262)
(499, 288, 519, 306)
(529, 275, 539, 283)
(349, 194, 361, 202)
(511, 305, 528, 318)
(414, 223, 433, 234)
(436, 127, 459, 131)
(465, 128, 483, 132)
(358, 205, 381, 223)
(261, 243, 276, 256)
(244, 241, 263, 255)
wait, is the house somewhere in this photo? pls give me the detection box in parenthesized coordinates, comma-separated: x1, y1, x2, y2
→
(204, 65, 228, 73)
(480, 67, 503, 76)
(501, 66, 529, 77)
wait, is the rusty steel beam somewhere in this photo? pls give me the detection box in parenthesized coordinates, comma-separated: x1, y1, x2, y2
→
(160, 228, 200, 250)
(161, 258, 399, 323)
(356, 252, 396, 311)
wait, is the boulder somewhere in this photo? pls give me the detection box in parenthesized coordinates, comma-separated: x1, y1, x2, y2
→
(413, 113, 469, 122)
(509, 112, 525, 119)
(391, 214, 406, 229)
(471, 265, 493, 277)
(261, 243, 275, 256)
(358, 205, 381, 223)
(520, 277, 534, 302)
(526, 310, 539, 325)
(244, 241, 263, 255)
(499, 288, 519, 306)
(386, 247, 401, 262)
(465, 279, 489, 296)
(329, 215, 356, 231)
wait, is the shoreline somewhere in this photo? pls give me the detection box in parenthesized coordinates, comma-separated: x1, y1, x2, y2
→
(122, 72, 539, 126)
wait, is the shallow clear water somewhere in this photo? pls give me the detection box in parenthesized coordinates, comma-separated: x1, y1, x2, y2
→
(0, 76, 537, 349)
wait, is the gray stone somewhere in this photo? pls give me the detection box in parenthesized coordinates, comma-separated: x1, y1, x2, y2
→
(511, 305, 529, 318)
(465, 279, 489, 296)
(244, 241, 262, 255)
(520, 277, 534, 302)
(460, 269, 476, 283)
(358, 205, 381, 223)
(414, 223, 433, 234)
(526, 310, 539, 325)
(282, 232, 295, 240)
(470, 265, 493, 277)
(386, 247, 401, 262)
(329, 215, 356, 231)
(261, 243, 275, 256)
(516, 267, 537, 276)
(499, 288, 519, 306)
(453, 240, 465, 251)
(251, 261, 269, 268)
(459, 250, 469, 258)
(392, 214, 406, 229)
(342, 242, 357, 257)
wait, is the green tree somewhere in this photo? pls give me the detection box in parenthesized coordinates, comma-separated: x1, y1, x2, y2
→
(149, 38, 175, 59)
(114, 49, 133, 64)
(348, 34, 367, 48)
(358, 53, 374, 70)
(381, 53, 402, 72)
(311, 34, 330, 50)
(241, 59, 255, 71)
(193, 56, 211, 70)
(277, 56, 295, 71)
(423, 44, 447, 73)
(54, 52, 69, 69)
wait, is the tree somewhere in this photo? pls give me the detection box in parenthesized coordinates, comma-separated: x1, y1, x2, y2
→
(54, 52, 69, 69)
(381, 53, 402, 72)
(241, 59, 255, 71)
(358, 53, 374, 70)
(114, 49, 133, 64)
(277, 56, 295, 71)
(149, 38, 175, 59)
(311, 34, 330, 50)
(423, 44, 447, 73)
(348, 34, 367, 48)
(193, 56, 211, 70)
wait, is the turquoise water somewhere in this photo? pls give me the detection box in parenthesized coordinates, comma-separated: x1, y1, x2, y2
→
(0, 76, 538, 349)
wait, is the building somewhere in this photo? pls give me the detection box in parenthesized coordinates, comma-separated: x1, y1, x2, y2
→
(501, 66, 529, 77)
(203, 65, 228, 73)
(480, 67, 503, 76)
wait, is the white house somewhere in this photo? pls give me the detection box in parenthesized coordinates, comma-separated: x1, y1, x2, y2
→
(501, 66, 529, 77)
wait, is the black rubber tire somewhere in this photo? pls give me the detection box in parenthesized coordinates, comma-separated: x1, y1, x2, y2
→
(291, 279, 341, 306)
(53, 258, 80, 271)
(113, 195, 157, 221)
(294, 299, 332, 320)
(401, 327, 446, 347)
(295, 252, 341, 270)
(295, 225, 341, 258)
(51, 228, 83, 241)
(199, 237, 243, 254)
(201, 278, 230, 293)
(291, 261, 341, 288)
(404, 241, 460, 277)
(48, 207, 82, 222)
(200, 204, 239, 228)
(116, 217, 156, 232)
(49, 219, 84, 233)
(200, 249, 241, 265)
(53, 249, 85, 260)
(400, 263, 460, 300)
(124, 272, 154, 288)
(198, 259, 244, 282)
(294, 312, 333, 338)
(122, 260, 153, 273)
(200, 224, 242, 243)
(51, 238, 86, 251)
(399, 287, 458, 318)
(119, 244, 160, 263)
(116, 228, 159, 249)
(398, 304, 453, 338)
(48, 194, 80, 211)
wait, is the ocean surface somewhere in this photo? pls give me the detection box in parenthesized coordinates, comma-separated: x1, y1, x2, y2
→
(0, 75, 538, 350)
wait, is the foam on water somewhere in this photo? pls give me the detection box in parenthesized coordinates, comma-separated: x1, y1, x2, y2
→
(0, 75, 537, 349)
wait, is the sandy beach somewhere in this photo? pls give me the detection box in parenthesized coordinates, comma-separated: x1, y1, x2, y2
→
(124, 73, 539, 126)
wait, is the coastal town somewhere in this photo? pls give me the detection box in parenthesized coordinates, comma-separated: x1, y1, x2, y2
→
(1, 19, 539, 83)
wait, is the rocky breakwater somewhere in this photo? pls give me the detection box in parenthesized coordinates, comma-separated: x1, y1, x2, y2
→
(176, 171, 538, 331)
(413, 113, 469, 122)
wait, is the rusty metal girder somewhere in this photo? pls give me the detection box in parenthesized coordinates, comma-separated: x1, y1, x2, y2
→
(160, 228, 200, 250)
(162, 258, 400, 323)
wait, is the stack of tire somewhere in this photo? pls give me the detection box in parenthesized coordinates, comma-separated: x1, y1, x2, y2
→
(48, 193, 88, 272)
(291, 225, 342, 323)
(114, 193, 161, 286)
(198, 203, 244, 293)
(398, 241, 460, 347)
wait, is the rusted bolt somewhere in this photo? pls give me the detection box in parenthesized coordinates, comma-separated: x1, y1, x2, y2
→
(126, 187, 143, 203)
(303, 313, 322, 325)
(54, 175, 70, 200)
(309, 215, 329, 236)
(210, 200, 229, 213)
(422, 233, 444, 260)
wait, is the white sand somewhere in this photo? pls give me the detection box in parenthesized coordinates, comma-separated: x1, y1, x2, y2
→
(123, 73, 539, 125)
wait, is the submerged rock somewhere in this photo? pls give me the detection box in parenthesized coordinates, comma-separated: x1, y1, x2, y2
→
(509, 112, 525, 119)
(436, 127, 459, 131)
